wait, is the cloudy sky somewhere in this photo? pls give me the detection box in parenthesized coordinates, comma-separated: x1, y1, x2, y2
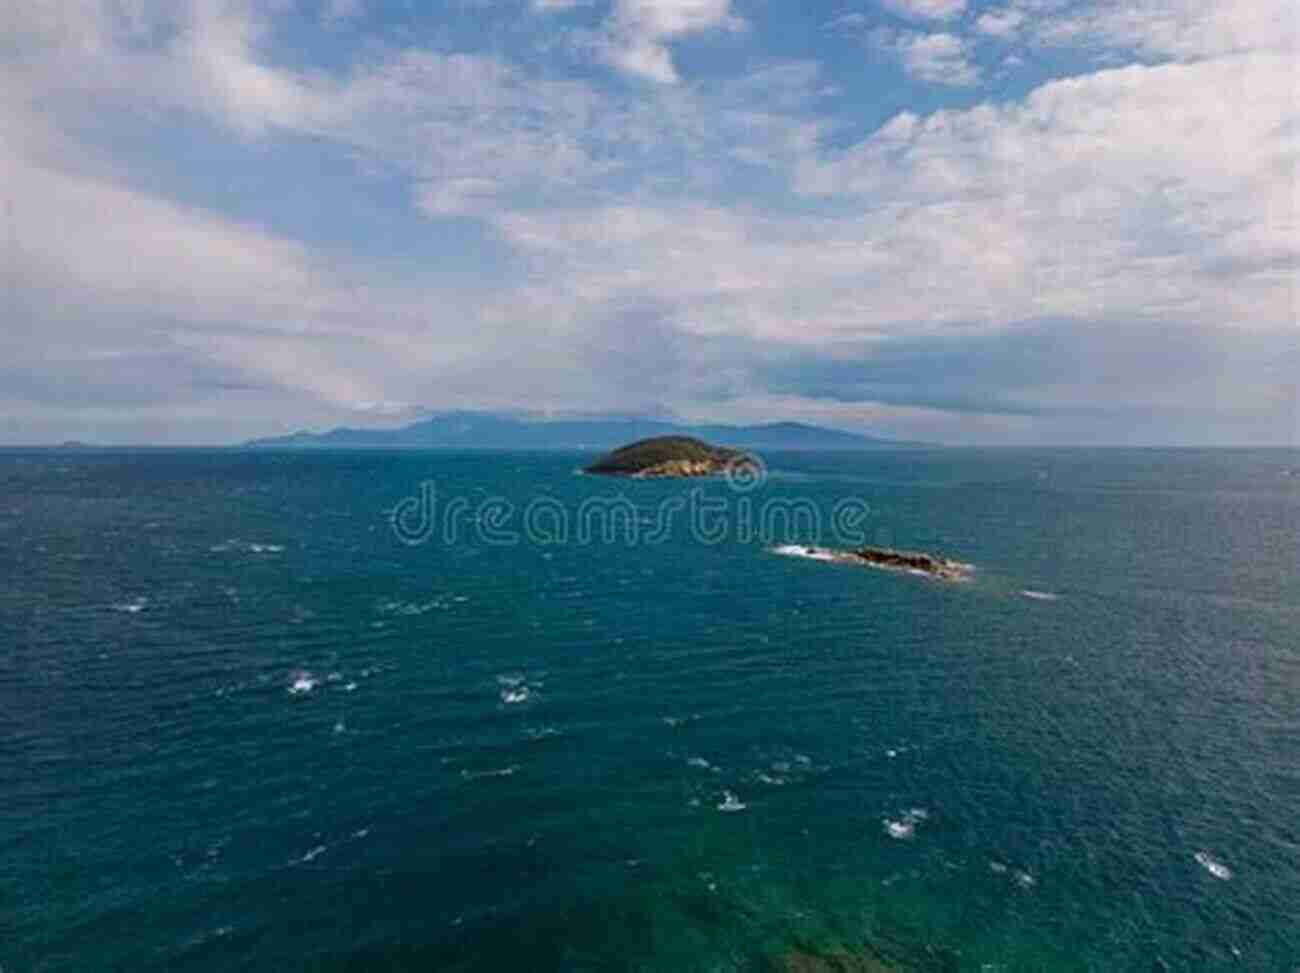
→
(2, 0, 1296, 445)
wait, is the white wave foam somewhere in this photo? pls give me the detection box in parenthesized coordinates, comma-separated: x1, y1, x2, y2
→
(883, 807, 928, 840)
(1194, 851, 1232, 880)
(212, 540, 284, 555)
(461, 765, 519, 781)
(379, 598, 445, 616)
(501, 686, 531, 705)
(1021, 590, 1060, 602)
(717, 791, 747, 812)
(883, 819, 914, 840)
(293, 845, 327, 865)
(687, 757, 715, 771)
(111, 597, 148, 614)
(772, 544, 838, 562)
(287, 671, 317, 695)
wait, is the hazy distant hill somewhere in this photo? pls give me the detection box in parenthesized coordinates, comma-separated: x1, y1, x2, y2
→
(244, 413, 921, 450)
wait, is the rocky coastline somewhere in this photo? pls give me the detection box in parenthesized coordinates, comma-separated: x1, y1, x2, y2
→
(775, 544, 972, 581)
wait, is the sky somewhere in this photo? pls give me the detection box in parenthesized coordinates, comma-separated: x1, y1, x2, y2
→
(1, 0, 1296, 445)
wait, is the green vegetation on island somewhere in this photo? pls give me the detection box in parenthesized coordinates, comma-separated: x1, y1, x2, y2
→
(584, 435, 746, 478)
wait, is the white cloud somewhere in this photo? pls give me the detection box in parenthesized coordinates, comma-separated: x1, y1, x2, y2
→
(596, 0, 744, 83)
(322, 0, 365, 27)
(975, 7, 1024, 38)
(311, 53, 827, 216)
(472, 49, 1296, 353)
(876, 29, 981, 85)
(825, 12, 869, 33)
(877, 0, 967, 23)
(1011, 0, 1297, 59)
(3, 115, 321, 325)
(1, 0, 333, 135)
(0, 99, 402, 415)
(792, 52, 1299, 333)
(416, 177, 502, 216)
(2, 0, 1296, 443)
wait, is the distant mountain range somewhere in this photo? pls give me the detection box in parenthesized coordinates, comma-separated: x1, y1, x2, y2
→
(244, 413, 922, 450)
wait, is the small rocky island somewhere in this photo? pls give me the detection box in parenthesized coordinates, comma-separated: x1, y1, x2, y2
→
(584, 435, 746, 479)
(775, 544, 972, 581)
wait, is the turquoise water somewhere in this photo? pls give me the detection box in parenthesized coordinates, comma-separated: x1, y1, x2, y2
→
(2, 448, 1297, 971)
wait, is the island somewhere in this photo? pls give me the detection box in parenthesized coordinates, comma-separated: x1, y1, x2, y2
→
(584, 435, 747, 479)
(774, 544, 972, 581)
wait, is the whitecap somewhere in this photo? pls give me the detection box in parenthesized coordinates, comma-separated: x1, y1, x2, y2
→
(883, 818, 914, 840)
(687, 757, 714, 771)
(379, 598, 443, 616)
(1021, 590, 1060, 602)
(883, 807, 928, 840)
(294, 845, 327, 865)
(287, 672, 317, 695)
(212, 540, 283, 555)
(1014, 870, 1036, 889)
(461, 765, 519, 781)
(772, 544, 838, 562)
(111, 597, 148, 614)
(717, 791, 747, 813)
(1194, 851, 1233, 880)
(501, 686, 531, 705)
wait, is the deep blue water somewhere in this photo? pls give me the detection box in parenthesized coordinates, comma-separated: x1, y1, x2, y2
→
(1, 448, 1297, 971)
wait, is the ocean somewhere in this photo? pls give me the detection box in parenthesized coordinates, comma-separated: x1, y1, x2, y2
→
(2, 448, 1297, 971)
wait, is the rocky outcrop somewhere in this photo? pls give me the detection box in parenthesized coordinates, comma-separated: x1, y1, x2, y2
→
(775, 544, 972, 581)
(850, 546, 970, 580)
(623, 458, 725, 479)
